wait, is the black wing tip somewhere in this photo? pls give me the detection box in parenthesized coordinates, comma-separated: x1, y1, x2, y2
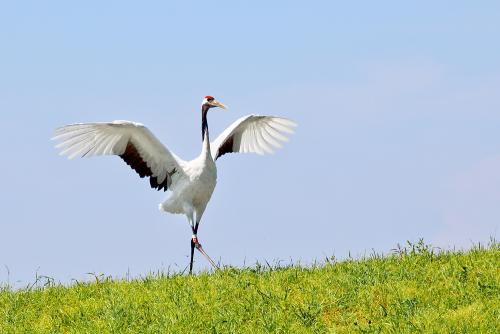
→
(215, 136, 235, 161)
(149, 168, 177, 191)
(120, 141, 176, 192)
(150, 177, 167, 191)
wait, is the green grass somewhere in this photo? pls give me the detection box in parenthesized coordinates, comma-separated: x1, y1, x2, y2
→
(1, 240, 499, 333)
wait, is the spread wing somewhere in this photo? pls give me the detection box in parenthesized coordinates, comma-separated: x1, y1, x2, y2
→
(211, 115, 297, 161)
(52, 120, 185, 191)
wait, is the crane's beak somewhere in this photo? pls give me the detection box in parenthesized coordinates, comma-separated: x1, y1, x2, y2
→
(210, 100, 228, 110)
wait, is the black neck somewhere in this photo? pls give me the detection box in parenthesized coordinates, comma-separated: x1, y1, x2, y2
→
(201, 104, 210, 141)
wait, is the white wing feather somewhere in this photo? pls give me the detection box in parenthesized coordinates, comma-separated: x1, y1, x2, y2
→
(210, 115, 297, 161)
(52, 120, 185, 185)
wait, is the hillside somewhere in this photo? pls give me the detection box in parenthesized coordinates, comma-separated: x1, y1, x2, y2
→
(1, 241, 498, 333)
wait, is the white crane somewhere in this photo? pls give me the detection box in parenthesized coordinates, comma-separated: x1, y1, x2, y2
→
(52, 96, 296, 273)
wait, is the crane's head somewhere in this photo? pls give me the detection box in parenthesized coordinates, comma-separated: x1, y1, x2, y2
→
(202, 96, 227, 110)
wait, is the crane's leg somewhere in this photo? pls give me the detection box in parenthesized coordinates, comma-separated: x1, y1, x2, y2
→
(192, 223, 219, 270)
(189, 237, 195, 274)
(188, 213, 196, 275)
(194, 239, 218, 269)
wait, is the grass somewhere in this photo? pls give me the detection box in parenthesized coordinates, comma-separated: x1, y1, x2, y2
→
(1, 240, 499, 333)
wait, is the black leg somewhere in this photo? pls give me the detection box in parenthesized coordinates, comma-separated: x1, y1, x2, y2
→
(189, 238, 195, 274)
(189, 224, 197, 275)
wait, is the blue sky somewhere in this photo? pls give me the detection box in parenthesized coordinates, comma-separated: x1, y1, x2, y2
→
(1, 1, 499, 286)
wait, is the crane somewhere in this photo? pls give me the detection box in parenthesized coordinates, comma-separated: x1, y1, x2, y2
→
(52, 96, 296, 273)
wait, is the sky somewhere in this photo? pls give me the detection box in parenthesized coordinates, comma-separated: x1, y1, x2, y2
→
(1, 1, 499, 286)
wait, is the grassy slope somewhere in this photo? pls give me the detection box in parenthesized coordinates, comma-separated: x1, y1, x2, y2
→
(0, 242, 498, 333)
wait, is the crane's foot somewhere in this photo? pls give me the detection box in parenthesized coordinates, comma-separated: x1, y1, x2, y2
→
(192, 235, 219, 270)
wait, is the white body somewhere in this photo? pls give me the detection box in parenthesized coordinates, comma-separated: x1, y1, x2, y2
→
(159, 133, 217, 226)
